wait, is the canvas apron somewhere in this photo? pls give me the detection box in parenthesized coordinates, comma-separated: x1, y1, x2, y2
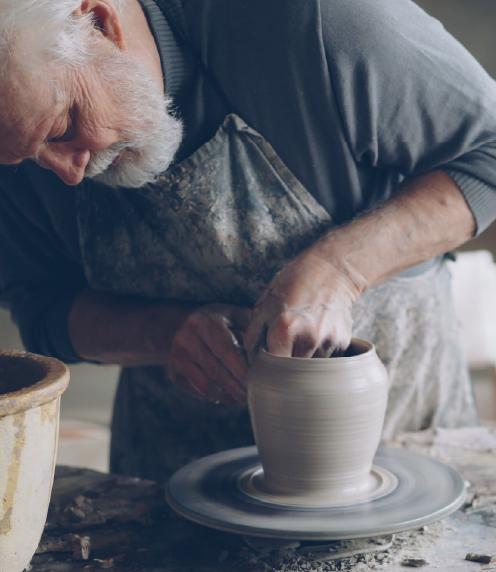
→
(76, 114, 478, 483)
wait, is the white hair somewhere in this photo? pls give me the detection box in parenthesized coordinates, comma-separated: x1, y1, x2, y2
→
(0, 0, 183, 188)
(84, 49, 184, 188)
(0, 0, 123, 76)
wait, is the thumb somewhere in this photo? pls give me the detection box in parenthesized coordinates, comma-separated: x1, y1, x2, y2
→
(243, 314, 268, 364)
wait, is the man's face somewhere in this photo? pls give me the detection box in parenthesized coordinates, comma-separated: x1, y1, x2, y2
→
(0, 49, 183, 188)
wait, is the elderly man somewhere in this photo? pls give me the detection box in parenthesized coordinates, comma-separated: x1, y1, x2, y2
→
(1, 0, 495, 481)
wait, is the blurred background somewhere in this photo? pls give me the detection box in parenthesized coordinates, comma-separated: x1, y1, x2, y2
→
(0, 0, 495, 472)
(415, 0, 496, 426)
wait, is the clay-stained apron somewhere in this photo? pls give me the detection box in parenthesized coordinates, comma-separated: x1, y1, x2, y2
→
(76, 113, 478, 482)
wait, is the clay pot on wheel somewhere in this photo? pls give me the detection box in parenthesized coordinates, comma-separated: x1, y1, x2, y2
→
(246, 338, 390, 506)
(0, 351, 69, 572)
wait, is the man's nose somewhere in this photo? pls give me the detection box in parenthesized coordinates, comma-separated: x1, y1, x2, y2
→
(37, 146, 91, 186)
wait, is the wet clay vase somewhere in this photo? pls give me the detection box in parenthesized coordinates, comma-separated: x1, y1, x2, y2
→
(247, 339, 390, 506)
(0, 351, 69, 572)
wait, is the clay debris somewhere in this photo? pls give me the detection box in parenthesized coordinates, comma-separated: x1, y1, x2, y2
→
(465, 553, 493, 564)
(400, 558, 428, 568)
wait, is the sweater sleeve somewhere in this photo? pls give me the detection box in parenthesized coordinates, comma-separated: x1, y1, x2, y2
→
(0, 164, 85, 363)
(320, 0, 496, 234)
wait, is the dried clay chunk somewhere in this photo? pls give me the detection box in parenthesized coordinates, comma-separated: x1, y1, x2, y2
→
(465, 553, 493, 564)
(401, 558, 428, 568)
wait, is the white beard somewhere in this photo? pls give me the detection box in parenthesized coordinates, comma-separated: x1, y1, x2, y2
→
(85, 54, 183, 189)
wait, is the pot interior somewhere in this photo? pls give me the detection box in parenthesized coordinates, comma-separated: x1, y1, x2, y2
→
(0, 355, 47, 395)
(339, 339, 371, 357)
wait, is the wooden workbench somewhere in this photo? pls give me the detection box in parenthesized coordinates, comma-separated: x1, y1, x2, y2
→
(30, 427, 496, 571)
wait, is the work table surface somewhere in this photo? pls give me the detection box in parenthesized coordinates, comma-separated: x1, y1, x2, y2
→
(31, 427, 496, 572)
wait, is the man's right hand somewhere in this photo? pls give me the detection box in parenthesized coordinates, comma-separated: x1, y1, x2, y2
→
(69, 290, 251, 405)
(167, 304, 252, 405)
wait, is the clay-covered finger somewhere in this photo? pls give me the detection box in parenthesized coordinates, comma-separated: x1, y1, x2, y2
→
(195, 336, 246, 402)
(314, 328, 353, 357)
(265, 317, 295, 357)
(192, 336, 246, 399)
(313, 340, 337, 358)
(244, 312, 268, 361)
(292, 330, 322, 358)
(198, 316, 249, 383)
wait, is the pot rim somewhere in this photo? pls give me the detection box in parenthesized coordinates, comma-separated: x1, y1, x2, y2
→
(258, 338, 376, 368)
(0, 350, 69, 418)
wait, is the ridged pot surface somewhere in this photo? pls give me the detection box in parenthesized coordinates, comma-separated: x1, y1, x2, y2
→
(0, 351, 69, 572)
(247, 339, 389, 500)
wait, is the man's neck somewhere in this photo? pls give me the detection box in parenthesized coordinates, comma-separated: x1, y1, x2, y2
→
(122, 0, 166, 93)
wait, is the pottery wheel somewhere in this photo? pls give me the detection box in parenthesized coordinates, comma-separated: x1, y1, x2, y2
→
(166, 446, 466, 541)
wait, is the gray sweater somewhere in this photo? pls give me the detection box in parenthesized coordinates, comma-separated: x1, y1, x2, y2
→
(1, 0, 496, 361)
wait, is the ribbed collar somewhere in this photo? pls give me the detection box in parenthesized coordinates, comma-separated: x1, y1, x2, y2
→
(138, 0, 195, 97)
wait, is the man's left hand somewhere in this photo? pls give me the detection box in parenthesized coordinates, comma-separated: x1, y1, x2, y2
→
(244, 248, 363, 359)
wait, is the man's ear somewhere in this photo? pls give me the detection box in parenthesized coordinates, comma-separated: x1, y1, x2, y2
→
(75, 0, 125, 49)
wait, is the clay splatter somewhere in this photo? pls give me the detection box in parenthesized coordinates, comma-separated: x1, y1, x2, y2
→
(0, 412, 26, 534)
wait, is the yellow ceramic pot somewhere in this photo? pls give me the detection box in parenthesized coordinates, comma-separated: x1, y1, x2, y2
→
(0, 351, 69, 572)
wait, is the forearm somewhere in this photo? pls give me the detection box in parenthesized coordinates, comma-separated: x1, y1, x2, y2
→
(68, 289, 196, 366)
(313, 170, 476, 294)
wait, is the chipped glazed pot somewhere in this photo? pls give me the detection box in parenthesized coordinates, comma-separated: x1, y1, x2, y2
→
(247, 339, 390, 506)
(0, 351, 69, 572)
